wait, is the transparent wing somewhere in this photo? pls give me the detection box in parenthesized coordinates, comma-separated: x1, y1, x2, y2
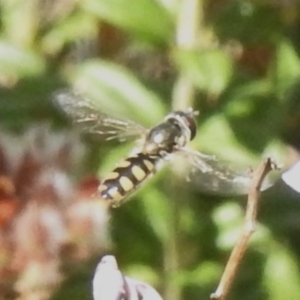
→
(176, 147, 270, 196)
(54, 91, 148, 141)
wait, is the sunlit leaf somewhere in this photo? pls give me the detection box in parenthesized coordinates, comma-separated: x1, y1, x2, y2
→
(0, 41, 45, 77)
(173, 261, 221, 288)
(225, 80, 272, 116)
(194, 114, 259, 166)
(41, 12, 98, 55)
(140, 180, 172, 242)
(81, 0, 174, 44)
(213, 202, 244, 250)
(1, 0, 39, 46)
(273, 39, 300, 99)
(213, 202, 270, 250)
(264, 243, 300, 300)
(125, 264, 160, 286)
(173, 49, 233, 96)
(190, 261, 222, 286)
(71, 59, 166, 126)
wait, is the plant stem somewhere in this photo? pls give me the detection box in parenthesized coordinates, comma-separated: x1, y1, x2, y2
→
(163, 1, 204, 300)
(172, 0, 204, 110)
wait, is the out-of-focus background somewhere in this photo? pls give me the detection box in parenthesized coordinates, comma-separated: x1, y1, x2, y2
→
(1, 0, 300, 299)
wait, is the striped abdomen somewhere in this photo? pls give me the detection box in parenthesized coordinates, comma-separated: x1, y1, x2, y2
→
(98, 153, 161, 207)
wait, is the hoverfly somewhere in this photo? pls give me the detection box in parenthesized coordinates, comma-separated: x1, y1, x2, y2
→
(54, 91, 259, 207)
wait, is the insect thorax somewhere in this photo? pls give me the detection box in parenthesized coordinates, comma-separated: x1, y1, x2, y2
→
(143, 110, 197, 155)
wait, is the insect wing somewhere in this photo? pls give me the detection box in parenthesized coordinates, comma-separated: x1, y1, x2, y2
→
(54, 91, 148, 141)
(176, 148, 259, 195)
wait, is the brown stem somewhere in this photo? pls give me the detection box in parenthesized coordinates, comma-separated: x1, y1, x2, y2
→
(210, 158, 277, 300)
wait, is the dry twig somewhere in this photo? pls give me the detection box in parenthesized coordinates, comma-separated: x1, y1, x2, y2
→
(211, 158, 277, 300)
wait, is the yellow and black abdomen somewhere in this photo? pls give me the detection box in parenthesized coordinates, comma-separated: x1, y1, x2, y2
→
(98, 153, 161, 207)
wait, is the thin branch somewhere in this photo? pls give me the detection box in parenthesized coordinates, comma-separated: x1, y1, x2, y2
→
(211, 157, 277, 300)
(165, 0, 203, 299)
(172, 0, 204, 110)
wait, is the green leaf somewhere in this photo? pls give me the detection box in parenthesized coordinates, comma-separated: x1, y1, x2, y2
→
(173, 49, 233, 96)
(264, 243, 300, 300)
(125, 264, 160, 286)
(0, 40, 45, 77)
(194, 114, 259, 166)
(140, 177, 172, 242)
(1, 0, 39, 46)
(190, 261, 222, 286)
(71, 59, 166, 126)
(213, 1, 279, 45)
(224, 80, 284, 152)
(174, 262, 222, 287)
(273, 39, 300, 99)
(81, 0, 173, 45)
(0, 73, 62, 130)
(213, 202, 244, 250)
(41, 12, 98, 55)
(213, 202, 270, 250)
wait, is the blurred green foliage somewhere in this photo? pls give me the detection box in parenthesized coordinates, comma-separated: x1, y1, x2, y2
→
(1, 0, 300, 299)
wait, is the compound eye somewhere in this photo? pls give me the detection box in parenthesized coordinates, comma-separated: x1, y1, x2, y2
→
(185, 116, 197, 140)
(165, 111, 197, 141)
